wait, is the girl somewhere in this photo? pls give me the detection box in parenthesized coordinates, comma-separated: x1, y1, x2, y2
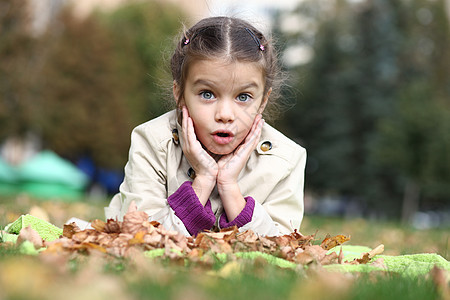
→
(105, 16, 306, 237)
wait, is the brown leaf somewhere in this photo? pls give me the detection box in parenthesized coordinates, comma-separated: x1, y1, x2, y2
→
(103, 219, 121, 233)
(201, 229, 236, 240)
(338, 246, 344, 264)
(351, 253, 370, 264)
(96, 233, 116, 247)
(349, 244, 385, 265)
(367, 244, 384, 258)
(79, 242, 107, 254)
(91, 219, 106, 232)
(430, 266, 449, 299)
(294, 252, 314, 265)
(111, 233, 134, 249)
(270, 235, 291, 247)
(305, 245, 328, 262)
(319, 252, 338, 265)
(144, 232, 163, 247)
(122, 211, 151, 235)
(71, 229, 98, 244)
(165, 237, 185, 253)
(259, 236, 277, 251)
(150, 220, 161, 227)
(63, 222, 80, 238)
(17, 226, 43, 249)
(237, 230, 258, 244)
(43, 241, 67, 254)
(128, 231, 146, 245)
(320, 234, 350, 250)
(294, 245, 329, 265)
(279, 246, 295, 261)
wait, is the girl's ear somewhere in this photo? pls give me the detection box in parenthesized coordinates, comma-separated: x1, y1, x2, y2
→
(258, 87, 271, 114)
(173, 81, 184, 106)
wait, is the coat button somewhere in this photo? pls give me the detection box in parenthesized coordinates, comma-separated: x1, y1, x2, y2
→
(172, 129, 179, 145)
(187, 167, 196, 179)
(260, 141, 272, 152)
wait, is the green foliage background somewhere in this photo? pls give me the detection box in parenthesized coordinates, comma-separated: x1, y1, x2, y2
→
(274, 0, 450, 220)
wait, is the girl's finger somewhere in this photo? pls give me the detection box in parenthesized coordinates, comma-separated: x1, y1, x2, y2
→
(244, 114, 262, 143)
(187, 116, 196, 145)
(235, 117, 264, 158)
(243, 116, 264, 150)
(181, 106, 189, 146)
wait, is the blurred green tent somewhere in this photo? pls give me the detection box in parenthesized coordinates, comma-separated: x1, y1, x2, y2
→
(0, 157, 19, 195)
(0, 150, 89, 200)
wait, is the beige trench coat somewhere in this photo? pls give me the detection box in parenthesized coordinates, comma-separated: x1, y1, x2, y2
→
(105, 110, 306, 236)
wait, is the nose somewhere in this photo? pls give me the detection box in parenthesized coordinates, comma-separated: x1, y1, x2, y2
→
(215, 99, 235, 123)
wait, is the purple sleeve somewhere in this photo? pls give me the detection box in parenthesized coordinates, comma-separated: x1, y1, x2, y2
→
(219, 196, 255, 229)
(167, 181, 215, 236)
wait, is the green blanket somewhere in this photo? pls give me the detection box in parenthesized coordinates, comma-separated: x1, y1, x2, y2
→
(4, 214, 63, 241)
(324, 245, 449, 277)
(143, 247, 450, 278)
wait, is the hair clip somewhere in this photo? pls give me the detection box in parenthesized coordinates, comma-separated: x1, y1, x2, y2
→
(182, 27, 209, 47)
(245, 28, 265, 51)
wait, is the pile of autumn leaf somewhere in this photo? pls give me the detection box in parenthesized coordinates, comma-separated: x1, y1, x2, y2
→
(35, 207, 385, 268)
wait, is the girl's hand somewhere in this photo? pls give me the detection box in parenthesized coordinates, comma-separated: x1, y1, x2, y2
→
(216, 114, 264, 220)
(181, 106, 218, 205)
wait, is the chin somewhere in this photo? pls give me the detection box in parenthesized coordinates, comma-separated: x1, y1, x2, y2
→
(209, 149, 232, 156)
(208, 145, 236, 156)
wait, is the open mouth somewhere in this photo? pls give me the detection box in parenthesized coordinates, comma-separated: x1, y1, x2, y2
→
(216, 132, 230, 137)
(212, 130, 234, 144)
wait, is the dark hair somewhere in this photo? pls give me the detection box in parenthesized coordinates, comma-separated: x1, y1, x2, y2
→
(170, 16, 284, 120)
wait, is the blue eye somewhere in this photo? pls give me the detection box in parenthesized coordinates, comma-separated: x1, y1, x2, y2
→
(237, 94, 251, 102)
(200, 91, 215, 100)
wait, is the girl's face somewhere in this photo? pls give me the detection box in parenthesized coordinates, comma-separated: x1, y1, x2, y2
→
(175, 58, 269, 155)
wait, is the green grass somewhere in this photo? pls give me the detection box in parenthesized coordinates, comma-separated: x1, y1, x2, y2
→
(0, 194, 109, 228)
(122, 259, 442, 300)
(301, 215, 449, 260)
(348, 274, 440, 300)
(0, 196, 448, 300)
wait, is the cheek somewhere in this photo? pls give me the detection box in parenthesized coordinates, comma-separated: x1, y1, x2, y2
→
(190, 114, 207, 134)
(234, 118, 253, 141)
(238, 109, 258, 130)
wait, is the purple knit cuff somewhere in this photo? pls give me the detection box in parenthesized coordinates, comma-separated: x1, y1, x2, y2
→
(219, 196, 255, 229)
(167, 181, 215, 236)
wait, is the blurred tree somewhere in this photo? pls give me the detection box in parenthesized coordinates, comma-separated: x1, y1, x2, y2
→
(100, 1, 183, 125)
(373, 0, 450, 222)
(0, 0, 39, 139)
(277, 0, 450, 219)
(37, 7, 132, 169)
(374, 82, 450, 223)
(37, 1, 183, 169)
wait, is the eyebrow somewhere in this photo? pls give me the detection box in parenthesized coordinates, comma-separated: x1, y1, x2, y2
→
(192, 79, 260, 90)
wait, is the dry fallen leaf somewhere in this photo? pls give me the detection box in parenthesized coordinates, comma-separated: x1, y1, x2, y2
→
(122, 211, 152, 235)
(104, 219, 121, 233)
(91, 219, 106, 232)
(367, 244, 384, 258)
(320, 234, 351, 250)
(348, 244, 384, 265)
(17, 226, 43, 249)
(63, 222, 80, 238)
(431, 266, 450, 300)
(42, 214, 357, 269)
